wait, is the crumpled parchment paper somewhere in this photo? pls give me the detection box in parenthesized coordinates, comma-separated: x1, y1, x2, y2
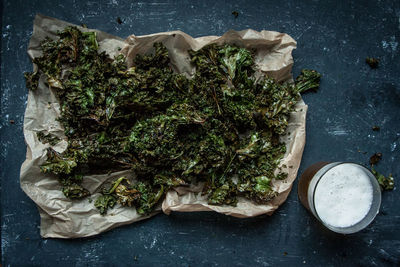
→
(21, 14, 306, 238)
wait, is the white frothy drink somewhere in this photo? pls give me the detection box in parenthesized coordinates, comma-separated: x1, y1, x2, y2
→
(314, 164, 373, 228)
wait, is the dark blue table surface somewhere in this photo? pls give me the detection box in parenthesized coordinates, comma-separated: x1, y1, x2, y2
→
(1, 0, 399, 266)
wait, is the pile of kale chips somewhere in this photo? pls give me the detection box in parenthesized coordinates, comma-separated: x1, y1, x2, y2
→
(25, 27, 321, 215)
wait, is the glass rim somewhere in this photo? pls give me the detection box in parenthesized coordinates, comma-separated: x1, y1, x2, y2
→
(311, 162, 382, 234)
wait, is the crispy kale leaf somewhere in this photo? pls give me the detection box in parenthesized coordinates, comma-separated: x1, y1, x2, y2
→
(368, 151, 394, 191)
(25, 26, 321, 214)
(62, 183, 90, 199)
(37, 131, 61, 146)
(295, 69, 322, 93)
(24, 72, 40, 91)
(95, 195, 116, 215)
(95, 177, 164, 215)
(371, 168, 394, 191)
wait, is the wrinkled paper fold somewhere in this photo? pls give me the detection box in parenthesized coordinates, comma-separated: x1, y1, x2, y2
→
(21, 14, 306, 238)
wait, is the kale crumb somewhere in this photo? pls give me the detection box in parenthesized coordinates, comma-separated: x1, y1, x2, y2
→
(371, 168, 394, 191)
(366, 57, 379, 69)
(369, 152, 382, 165)
(232, 11, 239, 18)
(37, 131, 61, 146)
(368, 151, 394, 191)
(357, 149, 368, 154)
(116, 17, 123, 24)
(372, 125, 380, 131)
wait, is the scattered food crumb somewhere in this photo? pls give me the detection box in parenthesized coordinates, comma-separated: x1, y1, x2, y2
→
(357, 149, 367, 154)
(366, 57, 379, 68)
(80, 23, 87, 28)
(369, 152, 382, 165)
(283, 252, 288, 256)
(232, 11, 239, 18)
(372, 125, 380, 131)
(116, 17, 123, 24)
(371, 168, 394, 191)
(134, 256, 138, 261)
(9, 119, 15, 124)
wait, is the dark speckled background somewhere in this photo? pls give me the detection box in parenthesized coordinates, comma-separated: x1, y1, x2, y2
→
(1, 0, 399, 266)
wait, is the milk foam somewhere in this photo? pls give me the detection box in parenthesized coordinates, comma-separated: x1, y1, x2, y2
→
(314, 164, 373, 228)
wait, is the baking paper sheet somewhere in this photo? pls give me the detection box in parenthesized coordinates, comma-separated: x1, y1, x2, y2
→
(21, 14, 306, 238)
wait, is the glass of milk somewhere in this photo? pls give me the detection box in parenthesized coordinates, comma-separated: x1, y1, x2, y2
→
(298, 162, 381, 234)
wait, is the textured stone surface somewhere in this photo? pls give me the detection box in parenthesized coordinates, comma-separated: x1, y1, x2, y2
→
(1, 0, 399, 265)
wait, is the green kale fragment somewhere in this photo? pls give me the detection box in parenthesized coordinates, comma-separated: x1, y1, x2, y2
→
(253, 176, 275, 201)
(24, 72, 40, 91)
(37, 131, 61, 146)
(95, 194, 117, 214)
(40, 160, 76, 175)
(367, 151, 395, 191)
(94, 177, 166, 215)
(208, 183, 237, 205)
(219, 45, 253, 82)
(25, 26, 322, 214)
(371, 168, 394, 191)
(59, 174, 90, 199)
(133, 182, 164, 215)
(62, 183, 90, 199)
(295, 69, 322, 93)
(232, 11, 239, 18)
